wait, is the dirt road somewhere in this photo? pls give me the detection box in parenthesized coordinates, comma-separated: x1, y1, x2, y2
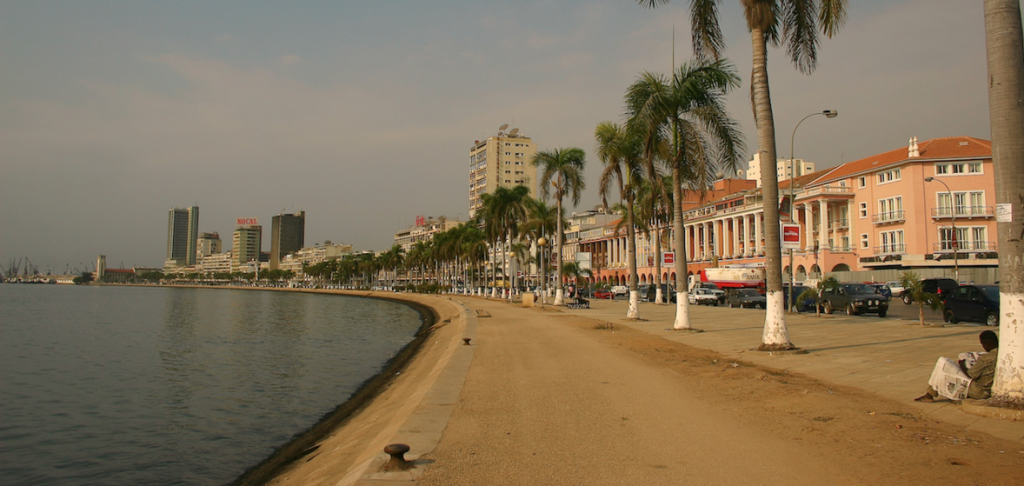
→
(416, 298, 1022, 485)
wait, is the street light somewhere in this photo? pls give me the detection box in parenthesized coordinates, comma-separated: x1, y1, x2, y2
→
(537, 236, 548, 308)
(788, 109, 838, 313)
(925, 176, 959, 283)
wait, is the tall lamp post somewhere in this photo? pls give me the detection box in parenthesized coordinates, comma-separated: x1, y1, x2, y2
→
(788, 109, 838, 313)
(537, 237, 548, 308)
(925, 177, 959, 282)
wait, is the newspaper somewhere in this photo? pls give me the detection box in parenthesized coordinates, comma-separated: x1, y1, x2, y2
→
(927, 357, 972, 400)
(958, 352, 986, 370)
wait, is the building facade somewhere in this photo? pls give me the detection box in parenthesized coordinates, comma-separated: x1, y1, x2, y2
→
(166, 206, 199, 268)
(394, 216, 464, 252)
(568, 136, 997, 286)
(232, 225, 262, 272)
(744, 153, 816, 187)
(468, 129, 537, 218)
(270, 211, 306, 270)
(196, 232, 222, 261)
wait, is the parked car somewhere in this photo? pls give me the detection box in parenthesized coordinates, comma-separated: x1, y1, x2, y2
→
(884, 280, 906, 296)
(783, 285, 816, 312)
(593, 289, 614, 299)
(611, 285, 629, 296)
(869, 283, 892, 299)
(819, 283, 890, 317)
(902, 278, 959, 304)
(641, 283, 677, 303)
(726, 288, 766, 309)
(691, 282, 726, 304)
(688, 288, 720, 306)
(943, 284, 1000, 326)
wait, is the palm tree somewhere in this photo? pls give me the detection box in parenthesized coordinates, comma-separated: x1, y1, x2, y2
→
(532, 148, 587, 306)
(521, 197, 560, 300)
(626, 59, 745, 330)
(984, 0, 1024, 400)
(899, 271, 944, 326)
(596, 121, 645, 319)
(634, 175, 672, 304)
(481, 185, 530, 299)
(637, 0, 846, 348)
(561, 262, 594, 294)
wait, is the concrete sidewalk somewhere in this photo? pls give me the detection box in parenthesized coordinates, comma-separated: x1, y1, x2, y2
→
(548, 297, 1024, 444)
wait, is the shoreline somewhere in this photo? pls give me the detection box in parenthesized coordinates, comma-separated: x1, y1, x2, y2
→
(98, 283, 467, 485)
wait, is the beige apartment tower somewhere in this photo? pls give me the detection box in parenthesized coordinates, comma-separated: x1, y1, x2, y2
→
(468, 126, 537, 218)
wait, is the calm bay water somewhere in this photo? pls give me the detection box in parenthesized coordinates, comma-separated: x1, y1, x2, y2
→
(0, 285, 423, 485)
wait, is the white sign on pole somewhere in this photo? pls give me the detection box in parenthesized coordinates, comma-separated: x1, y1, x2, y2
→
(661, 251, 675, 268)
(996, 203, 1013, 223)
(781, 223, 801, 250)
(575, 252, 592, 270)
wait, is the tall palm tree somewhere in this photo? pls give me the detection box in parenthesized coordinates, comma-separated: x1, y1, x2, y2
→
(532, 148, 587, 306)
(596, 121, 645, 319)
(636, 0, 844, 346)
(481, 185, 530, 298)
(634, 175, 672, 304)
(626, 59, 745, 330)
(984, 0, 1024, 400)
(521, 197, 560, 300)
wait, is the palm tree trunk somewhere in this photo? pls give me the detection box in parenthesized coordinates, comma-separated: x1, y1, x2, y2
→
(554, 196, 566, 306)
(626, 195, 640, 319)
(672, 168, 693, 329)
(654, 221, 664, 304)
(986, 0, 1024, 402)
(751, 26, 794, 351)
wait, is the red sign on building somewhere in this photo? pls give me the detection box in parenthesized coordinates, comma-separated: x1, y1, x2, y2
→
(415, 215, 426, 227)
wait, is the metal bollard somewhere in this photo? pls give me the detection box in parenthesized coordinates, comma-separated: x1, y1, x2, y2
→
(463, 338, 472, 345)
(382, 443, 412, 471)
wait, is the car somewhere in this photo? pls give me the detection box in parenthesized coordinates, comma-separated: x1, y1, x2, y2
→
(641, 283, 677, 303)
(884, 280, 906, 296)
(611, 285, 629, 296)
(726, 288, 766, 309)
(688, 287, 720, 306)
(902, 278, 959, 304)
(783, 285, 817, 312)
(691, 282, 726, 304)
(819, 283, 890, 317)
(593, 289, 614, 299)
(869, 283, 892, 299)
(943, 284, 1000, 326)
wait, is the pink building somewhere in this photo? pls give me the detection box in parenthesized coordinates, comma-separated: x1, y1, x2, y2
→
(574, 136, 996, 286)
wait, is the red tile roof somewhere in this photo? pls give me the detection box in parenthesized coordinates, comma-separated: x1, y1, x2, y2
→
(809, 136, 991, 186)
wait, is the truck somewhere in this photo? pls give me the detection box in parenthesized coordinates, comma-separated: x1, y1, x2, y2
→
(688, 267, 766, 292)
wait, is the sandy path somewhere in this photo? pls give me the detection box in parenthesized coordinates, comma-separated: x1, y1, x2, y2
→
(416, 299, 1023, 485)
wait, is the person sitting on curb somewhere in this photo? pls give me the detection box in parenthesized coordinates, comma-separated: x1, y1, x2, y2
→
(915, 330, 998, 403)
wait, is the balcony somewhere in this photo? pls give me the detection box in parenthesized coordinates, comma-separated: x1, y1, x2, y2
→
(828, 219, 849, 230)
(871, 210, 905, 224)
(873, 244, 906, 256)
(803, 185, 853, 197)
(930, 206, 994, 219)
(933, 241, 997, 253)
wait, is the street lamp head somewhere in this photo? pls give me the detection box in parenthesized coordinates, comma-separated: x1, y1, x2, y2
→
(924, 177, 935, 182)
(823, 109, 838, 118)
(537, 237, 547, 246)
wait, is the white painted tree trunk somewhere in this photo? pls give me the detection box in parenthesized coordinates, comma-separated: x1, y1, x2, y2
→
(985, 0, 1024, 402)
(655, 287, 664, 305)
(750, 26, 793, 351)
(672, 293, 692, 330)
(627, 290, 640, 319)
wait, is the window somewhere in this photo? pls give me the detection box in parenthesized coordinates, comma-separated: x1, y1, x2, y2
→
(877, 197, 903, 221)
(969, 162, 983, 173)
(879, 230, 905, 254)
(952, 163, 965, 174)
(839, 181, 847, 187)
(972, 227, 986, 250)
(858, 176, 866, 188)
(936, 164, 949, 175)
(859, 202, 868, 218)
(876, 169, 901, 185)
(505, 152, 511, 156)
(938, 227, 969, 251)
(861, 234, 869, 249)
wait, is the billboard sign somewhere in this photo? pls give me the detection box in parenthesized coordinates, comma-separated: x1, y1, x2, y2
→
(661, 251, 675, 268)
(781, 223, 801, 250)
(237, 217, 260, 228)
(575, 252, 592, 270)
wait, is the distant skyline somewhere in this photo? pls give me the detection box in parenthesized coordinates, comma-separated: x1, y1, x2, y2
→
(0, 1, 997, 272)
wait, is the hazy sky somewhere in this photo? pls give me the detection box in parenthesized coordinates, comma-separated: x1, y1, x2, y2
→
(0, 1, 995, 273)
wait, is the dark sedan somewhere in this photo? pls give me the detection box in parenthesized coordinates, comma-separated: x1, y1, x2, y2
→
(726, 288, 766, 309)
(943, 284, 1000, 326)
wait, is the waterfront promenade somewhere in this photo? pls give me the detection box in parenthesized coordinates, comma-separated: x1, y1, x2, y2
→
(267, 291, 1023, 485)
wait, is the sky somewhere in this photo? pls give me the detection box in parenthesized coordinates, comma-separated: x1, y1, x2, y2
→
(0, 1, 997, 274)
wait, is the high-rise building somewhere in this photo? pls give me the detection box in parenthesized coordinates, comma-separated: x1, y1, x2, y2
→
(196, 232, 223, 260)
(468, 127, 537, 218)
(232, 223, 262, 273)
(270, 211, 305, 270)
(743, 153, 816, 187)
(166, 206, 199, 268)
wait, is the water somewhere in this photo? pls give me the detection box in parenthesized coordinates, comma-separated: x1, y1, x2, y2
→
(0, 285, 423, 485)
